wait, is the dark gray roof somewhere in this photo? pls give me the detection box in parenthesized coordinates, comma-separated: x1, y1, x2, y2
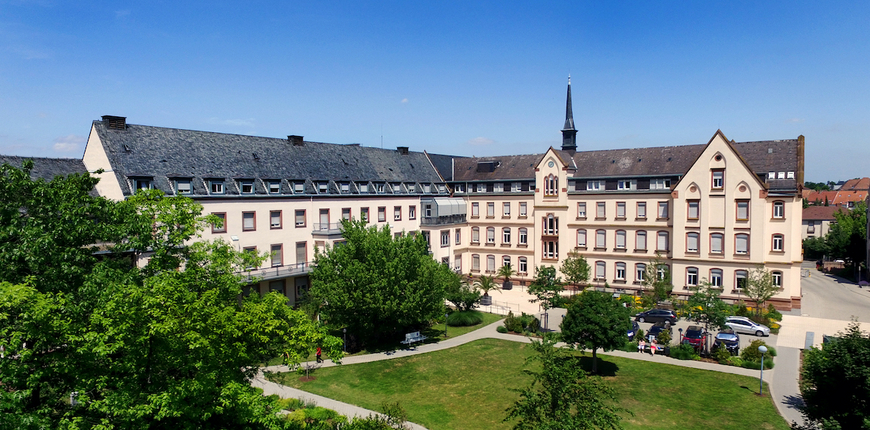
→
(0, 155, 88, 181)
(571, 145, 706, 178)
(426, 152, 463, 182)
(732, 139, 800, 190)
(92, 120, 446, 197)
(453, 153, 542, 181)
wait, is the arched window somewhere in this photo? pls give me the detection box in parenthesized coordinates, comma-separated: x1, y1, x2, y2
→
(471, 255, 480, 271)
(735, 233, 749, 255)
(686, 232, 700, 253)
(544, 174, 558, 196)
(773, 201, 785, 219)
(772, 234, 784, 252)
(518, 257, 528, 274)
(686, 267, 699, 286)
(486, 227, 495, 243)
(519, 228, 528, 245)
(595, 261, 606, 280)
(710, 269, 723, 287)
(503, 227, 511, 244)
(772, 271, 783, 288)
(616, 230, 627, 249)
(736, 270, 748, 289)
(636, 231, 647, 250)
(487, 255, 496, 272)
(615, 262, 627, 280)
(471, 227, 480, 243)
(596, 229, 606, 249)
(577, 229, 587, 247)
(635, 263, 646, 283)
(657, 231, 669, 251)
(710, 233, 724, 254)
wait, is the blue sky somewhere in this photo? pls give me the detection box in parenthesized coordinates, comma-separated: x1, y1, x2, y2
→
(1, 1, 867, 182)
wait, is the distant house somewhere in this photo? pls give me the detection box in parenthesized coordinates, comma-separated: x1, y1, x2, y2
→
(804, 177, 869, 209)
(802, 206, 847, 240)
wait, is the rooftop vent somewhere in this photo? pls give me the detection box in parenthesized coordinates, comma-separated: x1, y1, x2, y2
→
(476, 161, 498, 173)
(102, 115, 127, 130)
(397, 146, 409, 155)
(288, 135, 304, 146)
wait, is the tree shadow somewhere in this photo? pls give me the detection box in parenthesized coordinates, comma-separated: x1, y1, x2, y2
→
(783, 394, 805, 410)
(574, 355, 620, 377)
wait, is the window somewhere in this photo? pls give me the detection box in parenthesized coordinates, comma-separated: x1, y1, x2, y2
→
(772, 271, 783, 288)
(270, 210, 282, 229)
(441, 231, 449, 247)
(543, 241, 558, 259)
(268, 181, 280, 194)
(657, 202, 669, 219)
(424, 204, 432, 218)
(295, 210, 306, 227)
(657, 231, 669, 251)
(240, 180, 254, 194)
(454, 256, 462, 272)
(542, 215, 558, 235)
(687, 232, 699, 253)
(657, 265, 668, 281)
(374, 183, 384, 193)
(296, 242, 307, 264)
(587, 180, 603, 191)
(519, 257, 528, 273)
(519, 228, 528, 245)
(455, 229, 461, 245)
(577, 229, 587, 247)
(176, 180, 191, 195)
(617, 180, 635, 190)
(294, 182, 305, 193)
(616, 230, 627, 249)
(519, 202, 528, 216)
(735, 233, 749, 255)
(409, 206, 416, 220)
(394, 206, 402, 221)
(270, 280, 285, 295)
(596, 202, 606, 218)
(210, 180, 224, 194)
(360, 207, 370, 222)
(688, 200, 699, 220)
(472, 227, 480, 243)
(772, 234, 784, 252)
(486, 227, 495, 244)
(736, 270, 748, 289)
(454, 184, 465, 193)
(487, 255, 496, 272)
(242, 246, 257, 270)
(736, 200, 749, 221)
(318, 209, 329, 230)
(616, 202, 626, 219)
(472, 255, 480, 271)
(710, 269, 723, 287)
(636, 231, 647, 251)
(486, 202, 495, 217)
(271, 244, 283, 267)
(392, 183, 401, 193)
(211, 212, 226, 233)
(637, 202, 646, 219)
(502, 228, 511, 244)
(477, 183, 486, 193)
(773, 201, 785, 219)
(687, 267, 699, 286)
(807, 222, 815, 234)
(340, 182, 349, 192)
(471, 202, 480, 217)
(503, 202, 510, 217)
(595, 261, 606, 279)
(595, 229, 606, 249)
(636, 263, 646, 283)
(544, 174, 558, 196)
(650, 178, 671, 190)
(318, 182, 328, 193)
(359, 183, 369, 193)
(502, 255, 511, 269)
(615, 262, 626, 280)
(577, 202, 587, 218)
(711, 233, 724, 254)
(378, 207, 386, 222)
(512, 182, 521, 192)
(712, 170, 724, 189)
(134, 178, 152, 191)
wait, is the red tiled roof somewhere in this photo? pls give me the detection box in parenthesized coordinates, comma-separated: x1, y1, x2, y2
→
(840, 177, 870, 191)
(832, 191, 868, 205)
(803, 206, 847, 221)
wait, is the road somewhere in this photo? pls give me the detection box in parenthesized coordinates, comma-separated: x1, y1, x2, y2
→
(799, 261, 870, 322)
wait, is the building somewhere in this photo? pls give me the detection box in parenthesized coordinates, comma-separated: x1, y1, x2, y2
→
(9, 80, 804, 310)
(802, 206, 847, 240)
(803, 177, 869, 209)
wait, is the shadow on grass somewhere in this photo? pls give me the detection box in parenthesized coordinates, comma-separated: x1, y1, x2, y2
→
(575, 355, 620, 377)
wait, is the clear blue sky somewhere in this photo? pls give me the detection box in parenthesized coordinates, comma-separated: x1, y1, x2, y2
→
(1, 1, 867, 182)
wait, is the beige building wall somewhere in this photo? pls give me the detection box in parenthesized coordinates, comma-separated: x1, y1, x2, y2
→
(82, 125, 125, 201)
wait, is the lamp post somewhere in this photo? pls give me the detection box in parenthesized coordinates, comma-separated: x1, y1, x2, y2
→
(445, 313, 449, 338)
(342, 328, 347, 352)
(758, 345, 768, 395)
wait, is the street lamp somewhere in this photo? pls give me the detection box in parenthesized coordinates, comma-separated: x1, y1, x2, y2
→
(445, 313, 449, 338)
(343, 328, 347, 352)
(758, 345, 768, 395)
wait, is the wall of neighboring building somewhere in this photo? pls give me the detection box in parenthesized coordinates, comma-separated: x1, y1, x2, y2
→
(82, 125, 125, 201)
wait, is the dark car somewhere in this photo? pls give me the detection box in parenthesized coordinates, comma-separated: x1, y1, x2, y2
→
(713, 329, 740, 355)
(634, 309, 677, 324)
(627, 320, 640, 341)
(647, 321, 673, 340)
(682, 325, 707, 350)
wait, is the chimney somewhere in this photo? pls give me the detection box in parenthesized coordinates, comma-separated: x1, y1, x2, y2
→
(288, 135, 304, 146)
(102, 115, 127, 130)
(397, 146, 409, 155)
(797, 135, 805, 186)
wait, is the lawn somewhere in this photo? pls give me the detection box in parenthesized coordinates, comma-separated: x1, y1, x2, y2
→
(268, 338, 789, 430)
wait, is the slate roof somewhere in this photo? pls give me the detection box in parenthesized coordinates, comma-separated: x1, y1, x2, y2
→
(803, 206, 847, 221)
(91, 120, 447, 197)
(426, 152, 464, 182)
(0, 155, 88, 181)
(453, 153, 543, 181)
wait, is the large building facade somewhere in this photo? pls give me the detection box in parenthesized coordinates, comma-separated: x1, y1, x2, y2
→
(76, 82, 805, 309)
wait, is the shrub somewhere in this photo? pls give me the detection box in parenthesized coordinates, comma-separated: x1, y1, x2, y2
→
(741, 339, 775, 367)
(447, 310, 484, 327)
(656, 330, 672, 346)
(727, 355, 744, 367)
(636, 328, 645, 342)
(766, 304, 783, 321)
(496, 325, 508, 334)
(504, 312, 523, 333)
(712, 345, 732, 364)
(741, 359, 774, 370)
(669, 343, 699, 360)
(735, 303, 751, 317)
(623, 340, 639, 353)
(518, 313, 541, 333)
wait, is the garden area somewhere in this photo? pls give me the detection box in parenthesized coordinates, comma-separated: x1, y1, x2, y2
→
(267, 338, 789, 430)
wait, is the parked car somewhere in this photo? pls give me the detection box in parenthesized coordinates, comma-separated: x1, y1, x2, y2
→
(627, 320, 640, 341)
(725, 316, 770, 337)
(634, 309, 677, 324)
(647, 321, 672, 340)
(682, 325, 707, 350)
(713, 329, 740, 355)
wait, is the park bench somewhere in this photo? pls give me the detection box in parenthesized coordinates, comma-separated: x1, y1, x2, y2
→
(400, 331, 427, 347)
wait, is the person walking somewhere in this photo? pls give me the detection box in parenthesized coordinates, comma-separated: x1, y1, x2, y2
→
(650, 339, 657, 357)
(316, 346, 322, 363)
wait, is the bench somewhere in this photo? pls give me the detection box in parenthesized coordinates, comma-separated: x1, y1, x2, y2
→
(400, 331, 427, 347)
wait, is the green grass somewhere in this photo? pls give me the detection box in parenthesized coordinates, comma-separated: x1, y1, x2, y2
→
(268, 338, 789, 430)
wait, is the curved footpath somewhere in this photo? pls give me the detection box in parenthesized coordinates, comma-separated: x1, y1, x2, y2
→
(256, 311, 801, 429)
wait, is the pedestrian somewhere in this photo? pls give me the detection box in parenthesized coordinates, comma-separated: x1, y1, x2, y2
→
(638, 339, 646, 353)
(650, 340, 657, 357)
(316, 347, 322, 363)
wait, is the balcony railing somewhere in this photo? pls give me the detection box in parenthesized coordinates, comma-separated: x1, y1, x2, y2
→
(420, 214, 467, 226)
(239, 261, 315, 282)
(312, 223, 344, 236)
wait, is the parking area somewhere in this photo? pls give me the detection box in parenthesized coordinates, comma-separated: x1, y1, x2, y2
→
(635, 318, 778, 353)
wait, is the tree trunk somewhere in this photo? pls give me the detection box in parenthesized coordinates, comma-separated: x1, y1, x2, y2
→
(592, 348, 598, 373)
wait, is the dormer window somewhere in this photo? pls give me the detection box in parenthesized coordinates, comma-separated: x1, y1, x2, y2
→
(454, 184, 464, 193)
(424, 184, 431, 193)
(586, 180, 602, 191)
(318, 182, 329, 193)
(512, 182, 521, 192)
(175, 180, 192, 195)
(477, 183, 486, 193)
(294, 182, 304, 193)
(650, 178, 671, 190)
(210, 180, 224, 194)
(437, 184, 446, 193)
(617, 180, 636, 190)
(240, 180, 254, 194)
(133, 178, 152, 191)
(768, 172, 776, 180)
(777, 172, 785, 179)
(494, 183, 504, 193)
(376, 183, 385, 193)
(340, 182, 350, 192)
(392, 183, 401, 192)
(268, 181, 281, 194)
(359, 183, 369, 193)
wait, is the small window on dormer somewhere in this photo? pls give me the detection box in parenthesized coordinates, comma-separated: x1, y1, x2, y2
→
(318, 182, 328, 193)
(210, 180, 224, 194)
(494, 183, 504, 193)
(586, 180, 602, 191)
(438, 184, 446, 193)
(454, 184, 464, 193)
(777, 172, 785, 179)
(477, 183, 486, 193)
(787, 172, 795, 179)
(392, 183, 401, 192)
(240, 180, 254, 194)
(340, 183, 349, 192)
(359, 183, 369, 193)
(768, 172, 776, 179)
(424, 184, 431, 193)
(176, 180, 191, 195)
(617, 180, 635, 190)
(376, 183, 386, 193)
(268, 181, 281, 194)
(134, 178, 152, 191)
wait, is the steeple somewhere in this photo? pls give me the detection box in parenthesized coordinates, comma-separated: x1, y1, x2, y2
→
(561, 75, 577, 152)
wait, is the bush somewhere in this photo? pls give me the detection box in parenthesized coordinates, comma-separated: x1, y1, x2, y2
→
(636, 328, 645, 342)
(727, 355, 744, 367)
(765, 304, 783, 322)
(623, 340, 639, 353)
(447, 310, 484, 327)
(741, 339, 775, 367)
(504, 312, 523, 333)
(741, 359, 774, 370)
(496, 325, 508, 334)
(712, 345, 733, 364)
(735, 303, 751, 317)
(656, 330, 672, 346)
(669, 343, 699, 361)
(518, 313, 540, 333)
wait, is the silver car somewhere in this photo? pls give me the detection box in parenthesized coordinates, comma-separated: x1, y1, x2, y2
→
(725, 316, 770, 337)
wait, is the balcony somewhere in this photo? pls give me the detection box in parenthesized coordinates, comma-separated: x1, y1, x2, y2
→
(312, 223, 344, 237)
(239, 261, 315, 283)
(420, 214, 467, 226)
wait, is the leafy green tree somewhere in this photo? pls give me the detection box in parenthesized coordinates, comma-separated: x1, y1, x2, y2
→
(504, 335, 625, 430)
(527, 266, 564, 311)
(642, 253, 673, 303)
(561, 251, 590, 289)
(309, 219, 451, 345)
(475, 274, 501, 297)
(799, 322, 870, 430)
(560, 291, 631, 373)
(497, 264, 516, 286)
(445, 273, 481, 311)
(803, 181, 832, 191)
(744, 265, 780, 317)
(825, 201, 867, 269)
(684, 281, 730, 354)
(803, 237, 829, 260)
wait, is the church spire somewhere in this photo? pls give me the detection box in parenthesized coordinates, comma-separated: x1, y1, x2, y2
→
(561, 75, 577, 152)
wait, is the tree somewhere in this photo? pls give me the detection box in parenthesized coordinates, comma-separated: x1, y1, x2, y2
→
(799, 322, 870, 430)
(559, 291, 631, 373)
(474, 274, 501, 297)
(504, 335, 625, 430)
(309, 219, 451, 346)
(497, 264, 516, 287)
(0, 161, 343, 428)
(743, 265, 780, 316)
(803, 237, 829, 260)
(684, 281, 730, 354)
(825, 201, 867, 269)
(527, 266, 564, 311)
(642, 253, 673, 303)
(445, 273, 481, 312)
(561, 251, 590, 290)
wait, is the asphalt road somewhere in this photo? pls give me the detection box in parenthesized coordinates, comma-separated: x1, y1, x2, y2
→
(799, 261, 870, 322)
